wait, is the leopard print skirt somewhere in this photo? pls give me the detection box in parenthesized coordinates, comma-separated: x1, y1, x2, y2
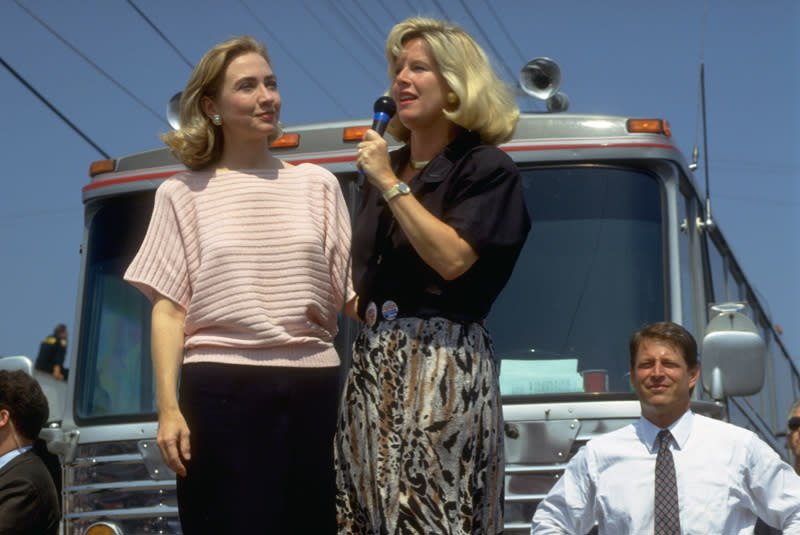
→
(335, 317, 504, 534)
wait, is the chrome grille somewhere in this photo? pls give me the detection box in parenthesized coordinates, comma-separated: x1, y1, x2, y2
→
(63, 439, 180, 535)
(501, 399, 641, 534)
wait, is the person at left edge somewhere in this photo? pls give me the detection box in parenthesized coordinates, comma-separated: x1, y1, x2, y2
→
(124, 35, 354, 534)
(0, 369, 60, 535)
(34, 323, 67, 381)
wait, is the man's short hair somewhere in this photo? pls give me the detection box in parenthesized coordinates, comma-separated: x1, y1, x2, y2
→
(787, 398, 800, 429)
(0, 370, 49, 440)
(629, 321, 698, 369)
(54, 324, 67, 336)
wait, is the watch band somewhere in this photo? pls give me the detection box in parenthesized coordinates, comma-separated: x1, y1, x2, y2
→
(383, 181, 411, 202)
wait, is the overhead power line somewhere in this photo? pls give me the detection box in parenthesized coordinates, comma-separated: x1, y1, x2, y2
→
(336, 0, 387, 64)
(237, 0, 350, 116)
(12, 0, 169, 128)
(402, 0, 421, 15)
(429, 0, 449, 19)
(125, 0, 194, 70)
(302, 2, 385, 87)
(455, 0, 518, 84)
(0, 56, 109, 158)
(481, 0, 527, 67)
(375, 0, 400, 25)
(329, 2, 387, 70)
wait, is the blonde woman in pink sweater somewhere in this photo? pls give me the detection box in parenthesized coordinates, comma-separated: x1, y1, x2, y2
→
(124, 36, 353, 534)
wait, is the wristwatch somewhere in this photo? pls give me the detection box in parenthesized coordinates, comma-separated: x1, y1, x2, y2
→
(382, 181, 411, 202)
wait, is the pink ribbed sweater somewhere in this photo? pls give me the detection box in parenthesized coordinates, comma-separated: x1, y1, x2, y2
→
(124, 163, 353, 367)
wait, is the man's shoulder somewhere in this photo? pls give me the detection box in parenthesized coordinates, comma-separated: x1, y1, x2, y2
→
(0, 451, 56, 489)
(0, 452, 59, 535)
(691, 413, 758, 440)
(680, 413, 771, 463)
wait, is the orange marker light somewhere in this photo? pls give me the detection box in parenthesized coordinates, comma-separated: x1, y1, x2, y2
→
(270, 133, 300, 148)
(89, 159, 115, 177)
(343, 126, 371, 141)
(626, 119, 671, 137)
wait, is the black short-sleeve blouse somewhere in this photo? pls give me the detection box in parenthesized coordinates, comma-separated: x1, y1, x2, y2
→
(352, 130, 531, 322)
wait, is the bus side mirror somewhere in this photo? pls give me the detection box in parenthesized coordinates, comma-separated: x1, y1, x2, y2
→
(701, 303, 766, 400)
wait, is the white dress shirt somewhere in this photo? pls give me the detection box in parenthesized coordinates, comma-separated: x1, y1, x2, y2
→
(531, 410, 800, 534)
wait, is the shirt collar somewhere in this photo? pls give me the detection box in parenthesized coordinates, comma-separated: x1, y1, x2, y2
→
(0, 445, 32, 470)
(391, 129, 480, 184)
(635, 409, 694, 453)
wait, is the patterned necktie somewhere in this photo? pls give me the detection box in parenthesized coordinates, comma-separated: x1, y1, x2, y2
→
(654, 430, 680, 535)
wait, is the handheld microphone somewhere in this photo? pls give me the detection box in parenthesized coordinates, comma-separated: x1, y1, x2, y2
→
(358, 96, 397, 188)
(371, 95, 396, 135)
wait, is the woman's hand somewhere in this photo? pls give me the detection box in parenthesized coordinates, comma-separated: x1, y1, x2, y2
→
(157, 406, 191, 477)
(358, 130, 478, 280)
(357, 129, 396, 192)
(151, 295, 189, 476)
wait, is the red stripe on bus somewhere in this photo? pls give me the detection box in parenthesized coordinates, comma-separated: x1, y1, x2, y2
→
(82, 171, 181, 191)
(83, 141, 679, 191)
(502, 141, 678, 152)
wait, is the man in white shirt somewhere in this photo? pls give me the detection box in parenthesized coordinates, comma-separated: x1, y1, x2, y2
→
(786, 398, 800, 475)
(531, 321, 800, 535)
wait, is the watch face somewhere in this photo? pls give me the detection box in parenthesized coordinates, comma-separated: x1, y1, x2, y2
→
(384, 181, 411, 201)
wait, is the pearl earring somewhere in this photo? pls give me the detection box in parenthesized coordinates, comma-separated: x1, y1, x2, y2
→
(447, 92, 458, 105)
(212, 114, 223, 126)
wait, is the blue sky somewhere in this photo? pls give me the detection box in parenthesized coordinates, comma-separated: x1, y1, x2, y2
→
(1, 1, 798, 370)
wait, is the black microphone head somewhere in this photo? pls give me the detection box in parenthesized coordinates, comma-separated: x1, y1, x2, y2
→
(373, 96, 397, 117)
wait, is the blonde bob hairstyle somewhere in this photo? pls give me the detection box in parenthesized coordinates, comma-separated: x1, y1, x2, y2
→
(161, 35, 283, 170)
(384, 17, 519, 146)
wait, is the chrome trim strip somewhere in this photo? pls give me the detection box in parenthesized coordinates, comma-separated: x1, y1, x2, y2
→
(71, 454, 142, 465)
(64, 505, 178, 520)
(505, 464, 566, 473)
(64, 480, 175, 493)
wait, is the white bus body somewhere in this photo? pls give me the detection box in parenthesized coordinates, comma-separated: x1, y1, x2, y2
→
(42, 113, 797, 535)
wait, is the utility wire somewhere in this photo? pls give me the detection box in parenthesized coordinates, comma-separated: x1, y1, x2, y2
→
(125, 0, 194, 70)
(12, 0, 169, 127)
(428, 0, 449, 19)
(375, 0, 400, 25)
(456, 0, 517, 84)
(482, 0, 527, 66)
(328, 2, 386, 72)
(1, 56, 109, 158)
(237, 0, 350, 116)
(403, 0, 421, 15)
(302, 1, 385, 87)
(340, 0, 388, 59)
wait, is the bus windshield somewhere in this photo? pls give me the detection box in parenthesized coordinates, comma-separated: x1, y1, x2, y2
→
(75, 192, 156, 423)
(73, 165, 665, 420)
(489, 165, 664, 396)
